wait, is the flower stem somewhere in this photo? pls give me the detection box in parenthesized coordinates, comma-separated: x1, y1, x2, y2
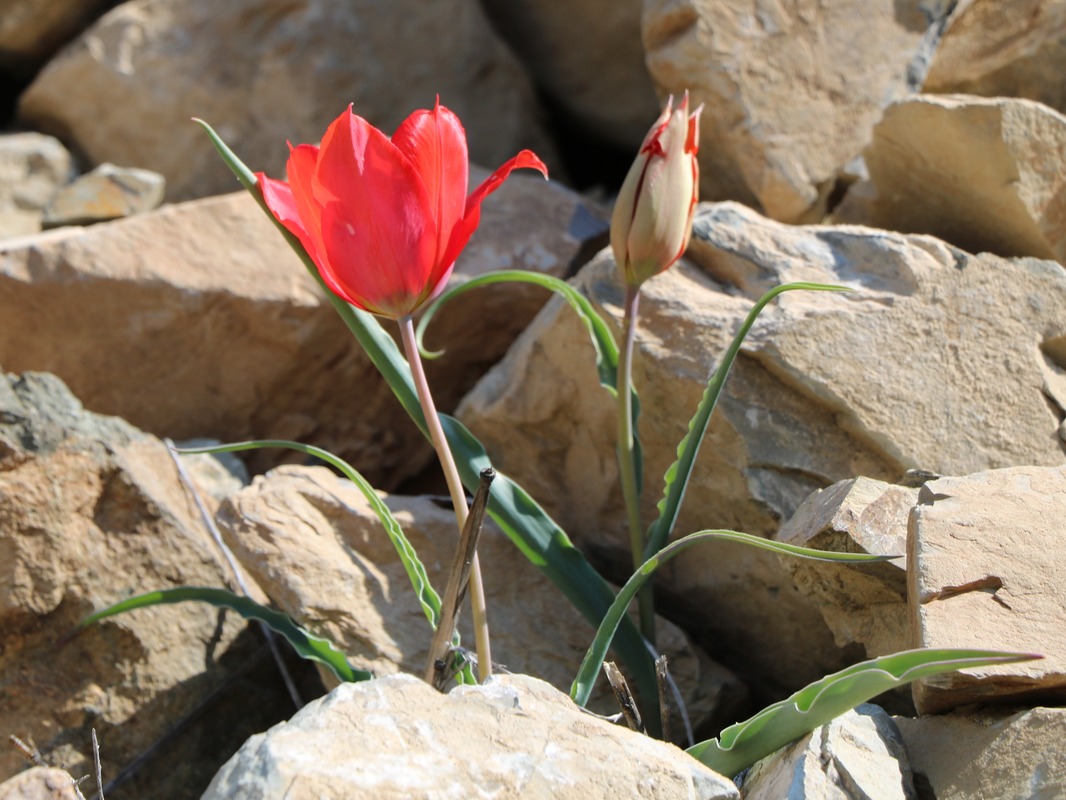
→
(398, 316, 492, 681)
(616, 286, 655, 644)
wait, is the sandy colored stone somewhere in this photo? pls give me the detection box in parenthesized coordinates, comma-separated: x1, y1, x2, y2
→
(909, 465, 1066, 713)
(479, 0, 659, 150)
(42, 163, 165, 228)
(0, 768, 80, 800)
(18, 0, 558, 201)
(0, 132, 73, 238)
(924, 0, 1066, 114)
(0, 371, 286, 798)
(214, 464, 743, 730)
(835, 95, 1066, 262)
(894, 706, 1066, 800)
(0, 0, 113, 70)
(457, 201, 1066, 699)
(642, 0, 943, 222)
(0, 178, 603, 484)
(776, 478, 914, 657)
(202, 674, 740, 800)
(743, 704, 914, 800)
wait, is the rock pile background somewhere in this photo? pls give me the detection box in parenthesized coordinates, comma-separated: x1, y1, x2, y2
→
(1, 1, 1064, 798)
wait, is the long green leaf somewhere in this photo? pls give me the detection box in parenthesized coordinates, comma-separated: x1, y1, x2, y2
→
(570, 529, 893, 707)
(688, 648, 1041, 777)
(197, 120, 660, 717)
(645, 282, 852, 558)
(176, 439, 444, 634)
(80, 586, 370, 683)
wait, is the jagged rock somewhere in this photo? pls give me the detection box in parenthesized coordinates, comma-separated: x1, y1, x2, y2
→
(214, 464, 744, 730)
(0, 0, 114, 72)
(42, 163, 165, 228)
(833, 95, 1066, 262)
(642, 0, 946, 222)
(202, 673, 741, 800)
(457, 201, 1066, 700)
(895, 706, 1066, 800)
(478, 0, 659, 150)
(776, 478, 914, 657)
(0, 177, 603, 484)
(0, 371, 293, 799)
(742, 704, 915, 800)
(17, 0, 558, 201)
(924, 0, 1066, 114)
(0, 132, 73, 238)
(0, 767, 81, 800)
(909, 465, 1066, 713)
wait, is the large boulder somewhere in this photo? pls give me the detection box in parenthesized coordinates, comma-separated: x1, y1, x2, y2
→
(17, 0, 558, 201)
(202, 674, 740, 800)
(0, 371, 296, 799)
(0, 0, 114, 72)
(642, 0, 945, 222)
(456, 201, 1066, 700)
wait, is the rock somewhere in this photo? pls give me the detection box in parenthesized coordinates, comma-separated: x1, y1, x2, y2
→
(214, 464, 744, 730)
(834, 95, 1066, 262)
(478, 0, 660, 150)
(0, 371, 297, 799)
(0, 132, 73, 238)
(457, 201, 1066, 700)
(776, 478, 914, 657)
(742, 704, 915, 800)
(894, 706, 1066, 800)
(17, 0, 558, 201)
(642, 0, 945, 222)
(909, 465, 1066, 714)
(42, 163, 165, 228)
(924, 0, 1066, 114)
(0, 767, 81, 800)
(0, 177, 603, 484)
(202, 673, 741, 800)
(0, 0, 114, 72)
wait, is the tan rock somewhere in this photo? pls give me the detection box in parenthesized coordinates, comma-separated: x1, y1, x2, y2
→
(894, 706, 1066, 800)
(0, 178, 603, 484)
(0, 371, 288, 798)
(924, 0, 1066, 114)
(202, 673, 740, 800)
(0, 132, 73, 238)
(742, 704, 914, 800)
(479, 0, 660, 150)
(776, 478, 914, 657)
(214, 464, 743, 730)
(42, 163, 165, 228)
(18, 0, 558, 201)
(0, 0, 113, 71)
(457, 201, 1066, 699)
(642, 0, 942, 222)
(835, 95, 1066, 262)
(909, 465, 1066, 713)
(0, 768, 81, 800)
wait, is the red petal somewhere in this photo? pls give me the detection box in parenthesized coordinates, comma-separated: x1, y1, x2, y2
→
(391, 99, 469, 270)
(257, 164, 329, 278)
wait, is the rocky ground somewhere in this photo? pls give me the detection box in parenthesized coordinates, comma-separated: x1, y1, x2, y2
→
(1, 1, 1065, 798)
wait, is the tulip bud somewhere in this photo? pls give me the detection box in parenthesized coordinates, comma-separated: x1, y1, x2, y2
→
(610, 93, 701, 288)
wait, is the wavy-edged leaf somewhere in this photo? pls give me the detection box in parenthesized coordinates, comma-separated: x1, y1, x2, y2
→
(570, 529, 893, 707)
(198, 121, 659, 719)
(644, 282, 852, 558)
(80, 586, 370, 683)
(688, 648, 1042, 777)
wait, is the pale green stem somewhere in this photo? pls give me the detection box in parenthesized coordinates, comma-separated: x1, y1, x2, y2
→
(398, 316, 492, 681)
(616, 285, 655, 644)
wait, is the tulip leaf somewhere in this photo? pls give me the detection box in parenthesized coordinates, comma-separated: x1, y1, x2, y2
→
(80, 586, 370, 683)
(688, 648, 1042, 778)
(197, 120, 660, 724)
(570, 528, 893, 708)
(644, 282, 853, 558)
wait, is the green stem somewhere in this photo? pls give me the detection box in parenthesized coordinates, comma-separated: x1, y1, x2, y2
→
(616, 286, 654, 644)
(398, 316, 492, 681)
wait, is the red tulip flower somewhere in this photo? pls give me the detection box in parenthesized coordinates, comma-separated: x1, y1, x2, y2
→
(257, 101, 548, 319)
